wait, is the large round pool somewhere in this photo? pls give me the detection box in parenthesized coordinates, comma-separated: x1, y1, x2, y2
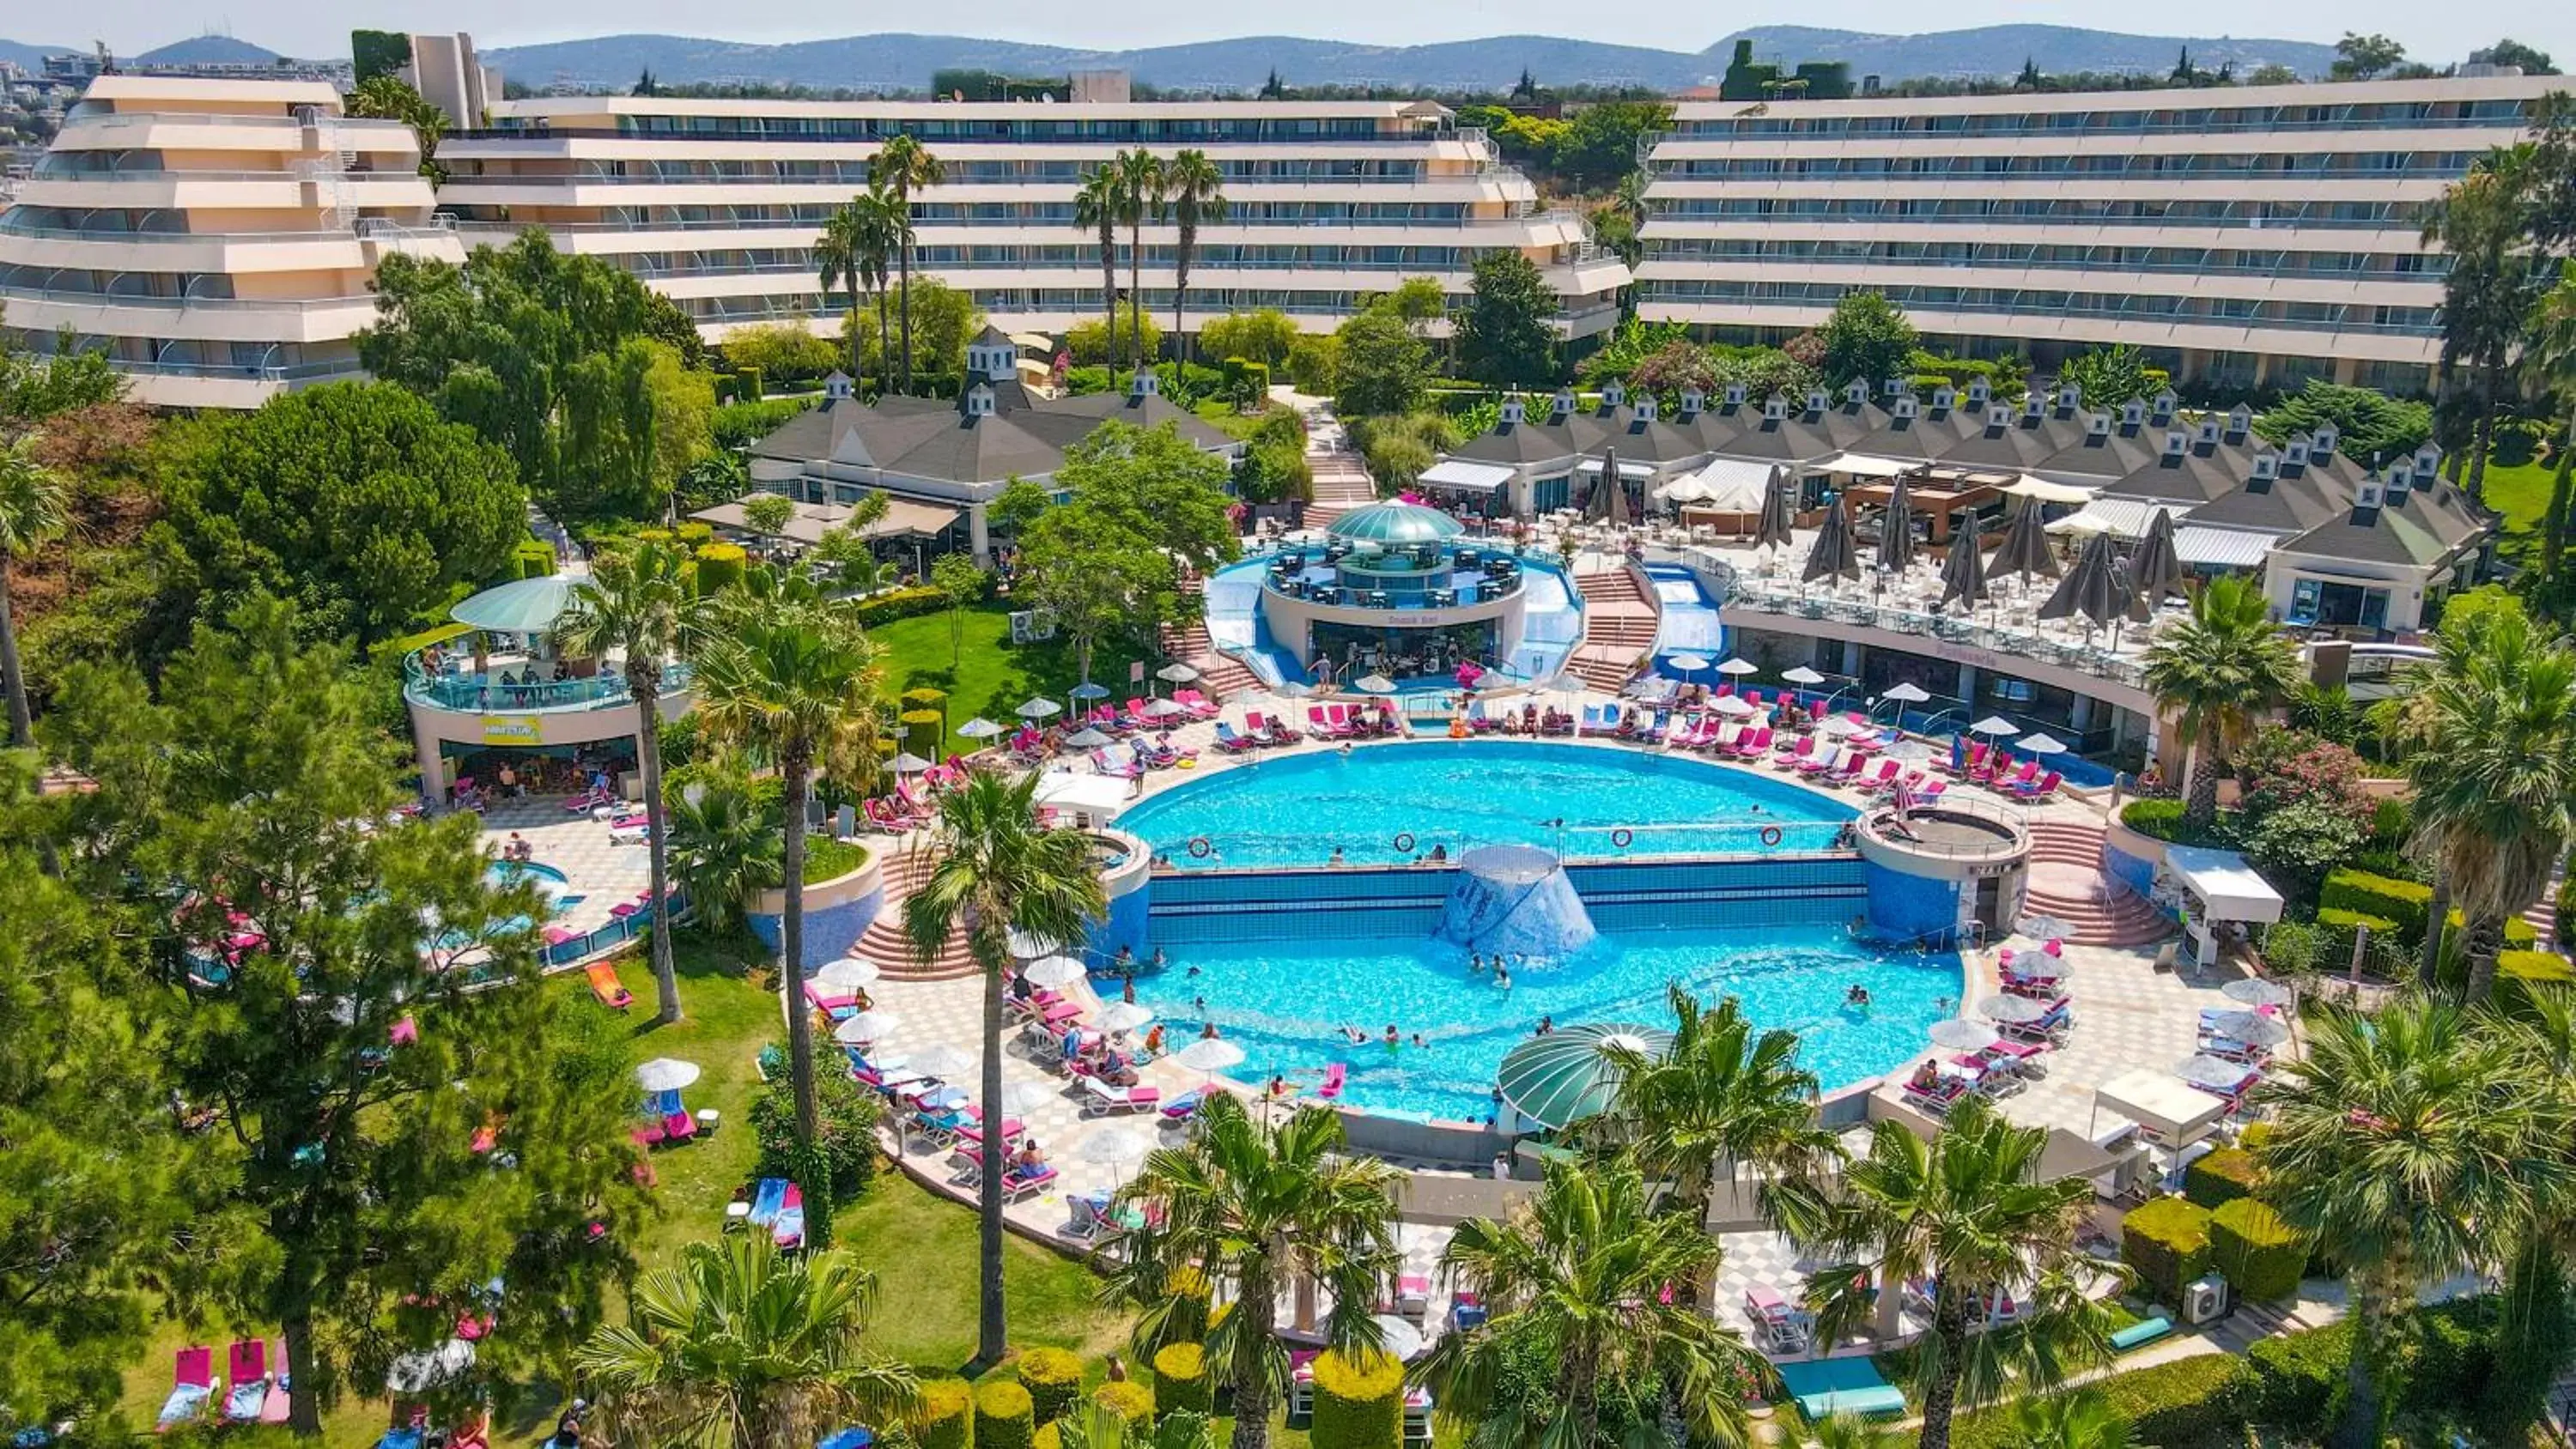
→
(1117, 740, 1851, 869)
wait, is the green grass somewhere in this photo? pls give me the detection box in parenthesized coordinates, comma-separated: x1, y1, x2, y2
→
(804, 835, 872, 885)
(2479, 455, 2558, 567)
(869, 600, 1154, 749)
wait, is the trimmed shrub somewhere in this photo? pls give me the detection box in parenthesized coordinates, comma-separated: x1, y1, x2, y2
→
(1094, 1382, 1155, 1428)
(854, 586, 947, 626)
(974, 1380, 1036, 1449)
(1033, 1426, 1057, 1449)
(1151, 1343, 1212, 1418)
(694, 543, 748, 593)
(2499, 949, 2576, 1013)
(1018, 1348, 1084, 1425)
(2315, 907, 2400, 970)
(675, 520, 716, 546)
(2210, 1198, 2306, 1302)
(1307, 1349, 1405, 1449)
(917, 1379, 975, 1449)
(2248, 1324, 2344, 1434)
(1951, 1353, 2253, 1449)
(2320, 869, 2433, 943)
(902, 687, 950, 713)
(2183, 1148, 2260, 1209)
(2120, 1195, 2214, 1310)
(511, 540, 557, 579)
(899, 708, 945, 757)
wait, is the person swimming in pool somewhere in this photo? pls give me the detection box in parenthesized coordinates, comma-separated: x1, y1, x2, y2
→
(1340, 1023, 1369, 1044)
(1846, 985, 1872, 1008)
(1494, 961, 1512, 991)
(1382, 1024, 1400, 1047)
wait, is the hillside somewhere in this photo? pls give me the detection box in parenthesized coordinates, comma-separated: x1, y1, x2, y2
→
(131, 34, 281, 66)
(0, 39, 78, 70)
(1713, 24, 2337, 81)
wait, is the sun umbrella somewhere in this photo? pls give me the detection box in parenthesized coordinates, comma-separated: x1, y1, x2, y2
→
(1078, 1125, 1150, 1167)
(1978, 994, 2051, 1025)
(1993, 500, 2062, 583)
(1666, 652, 1711, 679)
(1023, 954, 1090, 988)
(2174, 1055, 2257, 1091)
(814, 958, 881, 991)
(890, 752, 934, 773)
(2207, 1011, 2290, 1047)
(1929, 1019, 2002, 1052)
(1009, 927, 1068, 958)
(1877, 470, 1917, 573)
(957, 718, 1004, 740)
(1801, 497, 1861, 585)
(1937, 530, 1990, 611)
(386, 1339, 476, 1394)
(1711, 695, 1757, 718)
(1882, 682, 1931, 704)
(1970, 716, 2020, 738)
(1157, 662, 1201, 684)
(2222, 978, 2296, 1009)
(2016, 733, 2069, 755)
(1065, 726, 1113, 749)
(2016, 912, 2072, 942)
(1755, 466, 1798, 552)
(2038, 531, 2122, 631)
(1820, 714, 1874, 738)
(1370, 1313, 1426, 1363)
(1098, 1002, 1156, 1034)
(635, 1058, 702, 1092)
(1783, 665, 1826, 686)
(1585, 448, 1632, 526)
(1144, 698, 1187, 718)
(1355, 675, 1396, 694)
(1000, 1080, 1060, 1115)
(1070, 682, 1114, 700)
(1494, 1022, 1674, 1131)
(1717, 657, 1759, 676)
(834, 1009, 902, 1044)
(908, 1044, 979, 1080)
(2126, 506, 2187, 619)
(1017, 697, 1063, 720)
(1172, 1038, 1247, 1074)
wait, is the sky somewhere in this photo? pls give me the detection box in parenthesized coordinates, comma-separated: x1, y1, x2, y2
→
(38, 0, 2574, 64)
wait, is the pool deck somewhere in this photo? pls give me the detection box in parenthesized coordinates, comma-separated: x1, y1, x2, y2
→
(471, 796, 654, 946)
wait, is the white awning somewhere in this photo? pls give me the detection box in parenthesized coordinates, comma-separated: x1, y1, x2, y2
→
(2093, 1069, 2226, 1148)
(1822, 452, 1923, 478)
(2172, 526, 2272, 569)
(1575, 458, 1656, 479)
(2164, 846, 2285, 925)
(2004, 476, 2097, 505)
(1033, 772, 1132, 815)
(1418, 459, 1515, 493)
(2045, 499, 2178, 539)
(1666, 456, 1774, 510)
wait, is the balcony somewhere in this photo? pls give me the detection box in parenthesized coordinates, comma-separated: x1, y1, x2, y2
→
(404, 655, 696, 715)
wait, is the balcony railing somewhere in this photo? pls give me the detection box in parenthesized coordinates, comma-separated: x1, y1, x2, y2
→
(404, 656, 696, 714)
(0, 284, 375, 312)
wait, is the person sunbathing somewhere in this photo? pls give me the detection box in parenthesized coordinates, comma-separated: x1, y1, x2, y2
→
(1015, 1139, 1047, 1172)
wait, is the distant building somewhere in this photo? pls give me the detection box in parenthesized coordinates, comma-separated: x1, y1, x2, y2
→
(403, 33, 500, 127)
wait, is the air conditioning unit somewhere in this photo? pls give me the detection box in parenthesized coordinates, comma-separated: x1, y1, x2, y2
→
(2180, 1274, 2229, 1325)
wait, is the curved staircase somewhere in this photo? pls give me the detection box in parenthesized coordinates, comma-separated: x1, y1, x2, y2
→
(854, 846, 981, 981)
(1564, 564, 1660, 692)
(2020, 819, 2173, 948)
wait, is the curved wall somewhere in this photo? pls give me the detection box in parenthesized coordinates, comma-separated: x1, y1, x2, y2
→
(748, 854, 886, 971)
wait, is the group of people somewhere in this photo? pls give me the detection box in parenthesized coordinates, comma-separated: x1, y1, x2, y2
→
(1466, 952, 1516, 990)
(1492, 703, 1576, 736)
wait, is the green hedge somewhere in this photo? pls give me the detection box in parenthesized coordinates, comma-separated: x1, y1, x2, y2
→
(2499, 950, 2576, 1012)
(974, 1380, 1036, 1449)
(2320, 869, 2433, 943)
(511, 540, 557, 579)
(1095, 1382, 1155, 1427)
(1308, 1350, 1406, 1449)
(1151, 1343, 1212, 1418)
(917, 1379, 975, 1449)
(2184, 1148, 2260, 1210)
(1018, 1348, 1084, 1424)
(1951, 1355, 2253, 1449)
(2245, 1300, 2500, 1437)
(2117, 797, 2232, 847)
(2210, 1198, 2306, 1303)
(2246, 1328, 2342, 1435)
(900, 709, 945, 758)
(2121, 1196, 2214, 1310)
(855, 586, 947, 626)
(695, 543, 748, 593)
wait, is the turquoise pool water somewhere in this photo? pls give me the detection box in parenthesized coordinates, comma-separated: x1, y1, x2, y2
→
(1115, 740, 1851, 868)
(1132, 924, 1960, 1121)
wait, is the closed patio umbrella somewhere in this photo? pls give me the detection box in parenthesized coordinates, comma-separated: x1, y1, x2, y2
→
(1754, 466, 1797, 551)
(2126, 506, 2187, 620)
(1585, 448, 1632, 526)
(1936, 530, 1990, 611)
(2038, 531, 2123, 633)
(1877, 470, 1917, 574)
(1801, 497, 1861, 585)
(1993, 500, 2062, 583)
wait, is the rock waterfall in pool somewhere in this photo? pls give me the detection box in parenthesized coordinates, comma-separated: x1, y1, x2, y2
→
(1435, 845, 1597, 960)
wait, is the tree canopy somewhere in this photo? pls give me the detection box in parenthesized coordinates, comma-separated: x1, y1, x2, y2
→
(1815, 291, 1920, 389)
(1332, 309, 1432, 418)
(1012, 421, 1237, 682)
(1455, 252, 1558, 389)
(1198, 310, 1300, 369)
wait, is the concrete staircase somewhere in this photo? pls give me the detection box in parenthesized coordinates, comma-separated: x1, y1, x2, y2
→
(1161, 618, 1261, 698)
(2526, 862, 2563, 951)
(1565, 564, 1659, 692)
(2020, 819, 2174, 948)
(1305, 452, 1377, 529)
(855, 847, 979, 980)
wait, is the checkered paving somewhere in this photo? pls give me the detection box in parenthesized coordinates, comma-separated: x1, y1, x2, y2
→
(474, 796, 653, 939)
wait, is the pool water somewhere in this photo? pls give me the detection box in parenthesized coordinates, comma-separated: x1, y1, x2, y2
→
(1116, 740, 1851, 869)
(449, 860, 575, 947)
(1132, 924, 1960, 1121)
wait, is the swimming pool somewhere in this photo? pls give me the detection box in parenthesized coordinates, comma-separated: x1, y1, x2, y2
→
(1131, 923, 1959, 1121)
(1115, 740, 1851, 869)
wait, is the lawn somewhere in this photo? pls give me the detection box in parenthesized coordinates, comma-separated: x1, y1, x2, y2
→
(2478, 455, 2558, 567)
(869, 598, 1157, 752)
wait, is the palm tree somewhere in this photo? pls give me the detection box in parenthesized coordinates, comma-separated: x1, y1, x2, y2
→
(2422, 156, 2541, 504)
(1073, 168, 1124, 369)
(691, 593, 880, 1138)
(1112, 149, 1167, 369)
(2255, 1001, 2555, 1448)
(1109, 1094, 1402, 1449)
(2139, 573, 2302, 828)
(852, 183, 906, 398)
(1795, 1097, 2108, 1449)
(0, 437, 69, 747)
(578, 1234, 918, 1447)
(2404, 608, 2576, 1002)
(2488, 989, 2576, 1444)
(2524, 260, 2576, 580)
(1800, 1416, 1910, 1449)
(663, 756, 783, 938)
(2007, 1389, 2135, 1449)
(1589, 985, 1837, 1239)
(903, 768, 1107, 1368)
(1417, 1153, 1770, 1449)
(866, 136, 942, 391)
(1161, 149, 1226, 366)
(815, 203, 868, 381)
(555, 541, 690, 1022)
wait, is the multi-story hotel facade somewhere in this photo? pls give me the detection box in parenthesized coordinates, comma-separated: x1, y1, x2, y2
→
(433, 96, 1631, 346)
(0, 75, 461, 408)
(1636, 75, 2567, 396)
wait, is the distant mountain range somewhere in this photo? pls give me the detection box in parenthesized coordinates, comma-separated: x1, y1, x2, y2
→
(481, 24, 2344, 94)
(134, 35, 282, 66)
(0, 39, 77, 70)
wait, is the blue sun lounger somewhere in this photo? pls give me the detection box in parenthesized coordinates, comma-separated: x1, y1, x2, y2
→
(746, 1176, 788, 1227)
(1775, 1356, 1907, 1421)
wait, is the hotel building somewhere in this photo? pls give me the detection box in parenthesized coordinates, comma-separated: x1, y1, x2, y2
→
(1636, 75, 2566, 395)
(431, 95, 1631, 344)
(0, 75, 460, 408)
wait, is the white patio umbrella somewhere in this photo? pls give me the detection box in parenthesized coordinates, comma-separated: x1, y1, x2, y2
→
(1716, 658, 1759, 677)
(1157, 662, 1201, 684)
(635, 1058, 701, 1092)
(2016, 912, 2074, 942)
(1969, 716, 2022, 737)
(890, 751, 934, 773)
(2016, 733, 2069, 755)
(1000, 1080, 1060, 1116)
(386, 1339, 476, 1393)
(1098, 1001, 1157, 1034)
(814, 958, 881, 991)
(1710, 695, 1757, 718)
(1023, 954, 1090, 988)
(1665, 652, 1710, 682)
(1979, 994, 2051, 1025)
(908, 1044, 979, 1080)
(1172, 1038, 1247, 1074)
(1370, 1313, 1426, 1362)
(1929, 1019, 2002, 1052)
(1819, 714, 1873, 737)
(1010, 927, 1069, 958)
(1065, 726, 1114, 749)
(1881, 682, 1931, 704)
(957, 718, 1004, 740)
(1783, 665, 1827, 686)
(834, 1009, 902, 1044)
(2174, 1055, 2257, 1091)
(1144, 698, 1186, 719)
(1078, 1125, 1150, 1167)
(1017, 697, 1063, 720)
(2206, 1011, 2290, 1047)
(1356, 674, 1397, 694)
(2222, 978, 2297, 1010)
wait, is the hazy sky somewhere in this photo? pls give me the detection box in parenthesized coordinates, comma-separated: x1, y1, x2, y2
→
(46, 0, 2575, 64)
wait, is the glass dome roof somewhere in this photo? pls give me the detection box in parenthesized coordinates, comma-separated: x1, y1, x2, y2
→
(1325, 501, 1466, 546)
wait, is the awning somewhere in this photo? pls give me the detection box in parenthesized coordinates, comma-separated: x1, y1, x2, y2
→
(692, 494, 960, 544)
(1007, 331, 1055, 351)
(2164, 845, 2285, 925)
(1822, 452, 1923, 478)
(2093, 1069, 2226, 1148)
(1417, 459, 1515, 494)
(450, 576, 574, 634)
(2045, 499, 2177, 540)
(1667, 456, 1773, 511)
(1032, 771, 1132, 815)
(2003, 476, 2097, 505)
(1575, 458, 1656, 479)
(2172, 525, 2272, 569)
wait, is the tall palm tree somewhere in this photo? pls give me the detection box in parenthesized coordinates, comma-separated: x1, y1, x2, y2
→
(555, 541, 691, 1022)
(2422, 155, 2540, 504)
(867, 134, 943, 390)
(577, 1235, 919, 1448)
(2487, 989, 2576, 1444)
(1417, 1154, 1770, 1449)
(2405, 608, 2576, 1001)
(1795, 1098, 2109, 1449)
(1112, 149, 1167, 369)
(1073, 167, 1124, 370)
(815, 203, 868, 381)
(661, 755, 782, 938)
(0, 437, 69, 747)
(852, 183, 906, 398)
(2140, 573, 2302, 828)
(1161, 149, 1226, 365)
(2524, 260, 2576, 580)
(1109, 1094, 1402, 1449)
(2255, 1001, 2555, 1449)
(1589, 985, 1837, 1239)
(691, 593, 880, 1138)
(904, 768, 1106, 1368)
